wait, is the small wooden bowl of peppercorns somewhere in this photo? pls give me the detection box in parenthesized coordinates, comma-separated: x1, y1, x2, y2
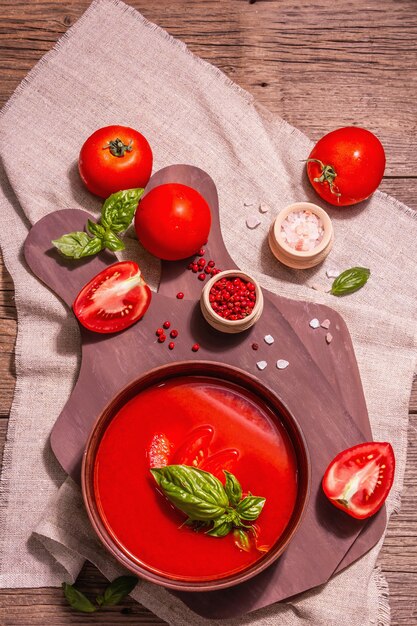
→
(200, 269, 264, 333)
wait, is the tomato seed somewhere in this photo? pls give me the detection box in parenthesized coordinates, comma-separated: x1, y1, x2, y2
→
(170, 329, 178, 338)
(168, 342, 175, 350)
(176, 292, 184, 299)
(192, 343, 200, 352)
(163, 321, 171, 329)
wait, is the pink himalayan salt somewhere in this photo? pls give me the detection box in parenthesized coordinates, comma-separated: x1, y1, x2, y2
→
(280, 210, 324, 252)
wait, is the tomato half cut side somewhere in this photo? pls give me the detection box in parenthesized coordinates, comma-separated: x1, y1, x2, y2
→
(322, 441, 395, 519)
(200, 449, 240, 483)
(73, 261, 152, 334)
(172, 425, 214, 467)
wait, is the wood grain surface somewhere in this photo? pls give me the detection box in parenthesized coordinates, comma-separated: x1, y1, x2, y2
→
(0, 0, 416, 624)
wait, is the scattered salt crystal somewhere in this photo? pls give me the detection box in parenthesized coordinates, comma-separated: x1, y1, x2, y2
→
(311, 283, 330, 293)
(246, 215, 261, 229)
(256, 360, 268, 371)
(276, 359, 289, 370)
(321, 319, 331, 329)
(259, 202, 270, 214)
(326, 332, 333, 344)
(326, 269, 340, 279)
(264, 334, 274, 345)
(309, 318, 320, 329)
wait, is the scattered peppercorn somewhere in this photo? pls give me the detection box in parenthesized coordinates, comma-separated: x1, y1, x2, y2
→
(170, 329, 178, 338)
(192, 343, 200, 352)
(252, 342, 259, 350)
(176, 292, 184, 299)
(163, 321, 171, 329)
(168, 342, 175, 350)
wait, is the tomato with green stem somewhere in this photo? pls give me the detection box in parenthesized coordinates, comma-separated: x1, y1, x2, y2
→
(73, 261, 151, 334)
(306, 127, 385, 206)
(322, 441, 395, 519)
(79, 125, 153, 198)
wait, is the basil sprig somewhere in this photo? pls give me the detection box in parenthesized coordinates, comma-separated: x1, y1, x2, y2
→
(150, 465, 266, 545)
(52, 188, 144, 259)
(330, 266, 370, 296)
(62, 575, 138, 613)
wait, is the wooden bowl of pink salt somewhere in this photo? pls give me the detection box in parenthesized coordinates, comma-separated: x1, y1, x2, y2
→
(268, 202, 334, 269)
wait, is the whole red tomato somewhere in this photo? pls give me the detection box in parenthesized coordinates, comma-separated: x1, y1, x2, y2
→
(79, 125, 153, 198)
(134, 183, 211, 260)
(306, 127, 385, 206)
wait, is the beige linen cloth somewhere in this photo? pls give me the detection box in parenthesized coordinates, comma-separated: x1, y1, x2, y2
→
(0, 1, 416, 623)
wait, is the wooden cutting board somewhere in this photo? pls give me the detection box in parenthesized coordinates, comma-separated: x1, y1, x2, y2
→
(23, 165, 386, 620)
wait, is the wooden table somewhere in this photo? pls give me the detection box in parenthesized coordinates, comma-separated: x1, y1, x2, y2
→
(0, 1, 416, 624)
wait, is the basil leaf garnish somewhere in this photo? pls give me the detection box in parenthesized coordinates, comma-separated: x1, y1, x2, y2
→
(206, 515, 232, 537)
(151, 465, 228, 521)
(101, 188, 144, 233)
(151, 465, 266, 547)
(330, 267, 370, 296)
(233, 528, 251, 552)
(236, 495, 266, 521)
(62, 583, 97, 613)
(101, 575, 138, 607)
(52, 232, 103, 259)
(224, 470, 242, 506)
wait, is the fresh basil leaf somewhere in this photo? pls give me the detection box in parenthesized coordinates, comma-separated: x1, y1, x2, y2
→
(101, 188, 144, 233)
(102, 229, 125, 252)
(233, 528, 251, 552)
(206, 515, 232, 537)
(330, 267, 370, 296)
(52, 232, 102, 259)
(224, 470, 242, 507)
(62, 582, 97, 613)
(151, 465, 228, 521)
(236, 495, 266, 521)
(101, 575, 138, 607)
(87, 219, 106, 239)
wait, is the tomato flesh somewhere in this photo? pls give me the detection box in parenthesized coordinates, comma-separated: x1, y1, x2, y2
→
(134, 183, 211, 260)
(73, 261, 151, 334)
(172, 425, 214, 466)
(79, 125, 153, 198)
(307, 127, 385, 206)
(322, 442, 395, 519)
(148, 433, 172, 468)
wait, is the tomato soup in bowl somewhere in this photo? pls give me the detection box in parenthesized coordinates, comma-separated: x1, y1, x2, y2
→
(82, 361, 310, 591)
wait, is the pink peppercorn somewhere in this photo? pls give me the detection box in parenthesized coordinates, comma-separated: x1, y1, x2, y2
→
(158, 334, 166, 343)
(170, 329, 178, 338)
(192, 343, 200, 352)
(168, 342, 175, 350)
(163, 321, 171, 329)
(176, 292, 184, 299)
(198, 273, 206, 281)
(209, 276, 256, 321)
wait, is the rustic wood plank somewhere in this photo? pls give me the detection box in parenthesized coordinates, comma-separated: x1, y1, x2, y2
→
(0, 0, 416, 624)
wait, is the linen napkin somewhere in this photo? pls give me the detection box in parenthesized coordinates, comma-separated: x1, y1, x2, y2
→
(0, 1, 416, 624)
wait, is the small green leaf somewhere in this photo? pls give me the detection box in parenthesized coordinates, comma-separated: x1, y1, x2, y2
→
(96, 595, 104, 607)
(101, 575, 138, 607)
(206, 515, 232, 537)
(87, 219, 106, 238)
(101, 188, 144, 233)
(330, 267, 370, 296)
(62, 582, 97, 613)
(224, 470, 242, 507)
(236, 495, 266, 521)
(52, 232, 102, 259)
(233, 528, 251, 552)
(102, 229, 125, 252)
(151, 465, 228, 521)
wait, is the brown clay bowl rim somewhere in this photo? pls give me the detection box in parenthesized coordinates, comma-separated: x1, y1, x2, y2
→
(81, 360, 311, 592)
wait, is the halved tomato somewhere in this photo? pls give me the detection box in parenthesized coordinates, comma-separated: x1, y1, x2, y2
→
(322, 441, 395, 519)
(73, 261, 151, 334)
(200, 449, 239, 482)
(172, 425, 214, 467)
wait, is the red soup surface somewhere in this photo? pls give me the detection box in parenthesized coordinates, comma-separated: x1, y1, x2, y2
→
(94, 376, 298, 581)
